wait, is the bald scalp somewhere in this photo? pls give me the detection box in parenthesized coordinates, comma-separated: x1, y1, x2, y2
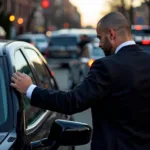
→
(97, 12, 131, 36)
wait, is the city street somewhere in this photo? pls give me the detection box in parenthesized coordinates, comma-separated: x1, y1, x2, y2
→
(51, 65, 92, 150)
(0, 0, 150, 149)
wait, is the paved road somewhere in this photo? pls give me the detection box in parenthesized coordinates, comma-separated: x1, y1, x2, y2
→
(51, 66, 92, 150)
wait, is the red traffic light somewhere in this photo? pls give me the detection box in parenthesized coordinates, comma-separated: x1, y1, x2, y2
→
(41, 0, 50, 8)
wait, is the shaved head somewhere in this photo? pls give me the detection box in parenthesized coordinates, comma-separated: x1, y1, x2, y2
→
(97, 12, 131, 36)
(96, 12, 133, 56)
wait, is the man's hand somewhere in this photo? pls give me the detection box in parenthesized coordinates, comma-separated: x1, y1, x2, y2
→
(11, 72, 33, 94)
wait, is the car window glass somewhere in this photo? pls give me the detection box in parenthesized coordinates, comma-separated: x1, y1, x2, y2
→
(132, 30, 150, 36)
(50, 36, 77, 46)
(17, 38, 32, 43)
(25, 49, 52, 89)
(0, 67, 8, 126)
(15, 50, 46, 126)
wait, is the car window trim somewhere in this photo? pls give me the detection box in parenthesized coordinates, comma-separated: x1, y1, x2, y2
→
(20, 47, 54, 133)
(23, 47, 57, 89)
(16, 49, 39, 84)
(26, 110, 53, 134)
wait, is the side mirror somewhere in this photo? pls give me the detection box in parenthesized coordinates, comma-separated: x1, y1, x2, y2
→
(49, 119, 92, 146)
(31, 119, 92, 149)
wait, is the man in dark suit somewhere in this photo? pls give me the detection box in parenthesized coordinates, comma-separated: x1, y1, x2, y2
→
(11, 12, 150, 150)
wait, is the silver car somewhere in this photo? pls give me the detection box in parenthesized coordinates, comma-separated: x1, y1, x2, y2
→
(68, 41, 105, 89)
(16, 33, 48, 55)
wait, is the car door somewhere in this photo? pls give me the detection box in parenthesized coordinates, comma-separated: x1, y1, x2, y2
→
(14, 48, 57, 150)
(22, 47, 74, 150)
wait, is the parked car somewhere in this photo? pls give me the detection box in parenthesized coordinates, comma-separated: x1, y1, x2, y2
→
(132, 25, 150, 42)
(16, 33, 48, 55)
(46, 33, 81, 67)
(68, 40, 105, 89)
(0, 40, 92, 149)
(136, 38, 150, 52)
(131, 25, 150, 52)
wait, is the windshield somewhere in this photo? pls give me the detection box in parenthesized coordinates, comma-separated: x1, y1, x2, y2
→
(35, 38, 47, 43)
(50, 36, 77, 46)
(17, 38, 32, 43)
(92, 47, 105, 57)
(132, 30, 150, 36)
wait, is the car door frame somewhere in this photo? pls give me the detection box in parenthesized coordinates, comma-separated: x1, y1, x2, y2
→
(19, 45, 60, 140)
(4, 41, 55, 147)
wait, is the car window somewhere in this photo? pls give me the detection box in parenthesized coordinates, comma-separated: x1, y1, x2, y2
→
(50, 36, 77, 46)
(15, 50, 46, 126)
(132, 30, 150, 36)
(17, 38, 32, 43)
(24, 49, 52, 89)
(0, 67, 8, 126)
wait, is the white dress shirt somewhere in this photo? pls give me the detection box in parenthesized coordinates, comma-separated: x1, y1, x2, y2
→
(115, 40, 135, 54)
(26, 40, 136, 99)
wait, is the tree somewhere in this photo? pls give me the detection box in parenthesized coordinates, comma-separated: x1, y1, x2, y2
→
(107, 0, 134, 24)
(128, 0, 134, 24)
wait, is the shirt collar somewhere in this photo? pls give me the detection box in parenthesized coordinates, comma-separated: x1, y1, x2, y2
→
(115, 41, 136, 54)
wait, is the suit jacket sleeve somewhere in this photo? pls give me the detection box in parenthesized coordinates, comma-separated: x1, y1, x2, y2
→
(30, 59, 112, 115)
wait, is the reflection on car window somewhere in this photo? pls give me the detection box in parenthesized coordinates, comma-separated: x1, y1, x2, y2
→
(15, 50, 46, 126)
(0, 68, 8, 126)
(25, 49, 52, 89)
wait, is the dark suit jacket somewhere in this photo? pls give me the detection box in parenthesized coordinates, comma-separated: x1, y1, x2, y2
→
(31, 45, 150, 150)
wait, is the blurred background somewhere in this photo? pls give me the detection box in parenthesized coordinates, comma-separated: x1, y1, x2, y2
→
(0, 0, 150, 150)
(0, 0, 149, 39)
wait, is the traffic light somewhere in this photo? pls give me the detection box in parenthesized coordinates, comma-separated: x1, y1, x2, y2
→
(41, 0, 50, 9)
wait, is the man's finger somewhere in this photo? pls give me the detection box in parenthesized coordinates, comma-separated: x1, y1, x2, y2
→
(13, 73, 20, 79)
(10, 83, 17, 88)
(16, 72, 24, 77)
(23, 72, 27, 76)
(11, 77, 17, 82)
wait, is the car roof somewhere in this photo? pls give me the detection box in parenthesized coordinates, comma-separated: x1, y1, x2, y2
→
(0, 40, 13, 56)
(16, 33, 46, 39)
(0, 40, 36, 56)
(51, 32, 80, 38)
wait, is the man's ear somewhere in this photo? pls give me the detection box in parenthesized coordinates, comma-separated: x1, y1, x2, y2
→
(108, 28, 116, 40)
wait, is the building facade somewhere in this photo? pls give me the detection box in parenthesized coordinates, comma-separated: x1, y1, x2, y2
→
(0, 0, 36, 37)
